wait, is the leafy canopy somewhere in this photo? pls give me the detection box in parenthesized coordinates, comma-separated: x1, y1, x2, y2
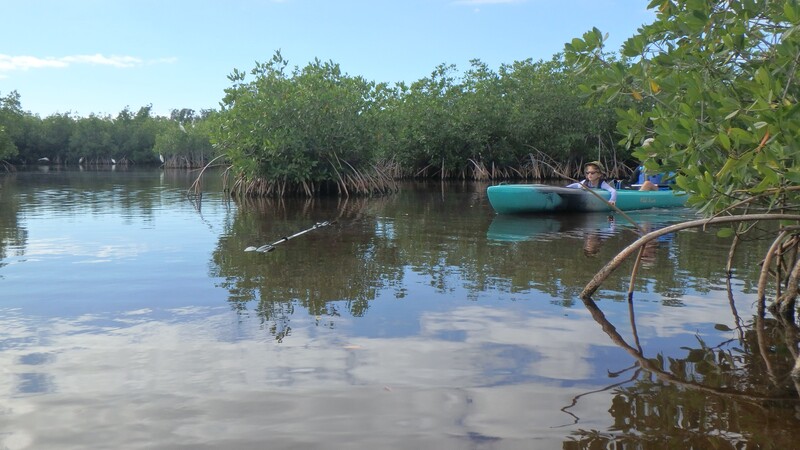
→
(0, 91, 23, 161)
(565, 0, 800, 215)
(214, 51, 380, 185)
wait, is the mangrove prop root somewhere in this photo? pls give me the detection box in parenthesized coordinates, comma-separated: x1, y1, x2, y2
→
(758, 230, 791, 316)
(776, 257, 800, 318)
(581, 214, 800, 300)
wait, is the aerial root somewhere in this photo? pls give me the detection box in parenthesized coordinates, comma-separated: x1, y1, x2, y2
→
(582, 214, 800, 301)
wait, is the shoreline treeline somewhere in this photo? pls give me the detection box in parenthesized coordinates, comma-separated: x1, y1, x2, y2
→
(0, 90, 216, 169)
(0, 53, 636, 190)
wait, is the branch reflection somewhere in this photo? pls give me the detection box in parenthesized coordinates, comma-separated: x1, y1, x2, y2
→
(570, 295, 800, 448)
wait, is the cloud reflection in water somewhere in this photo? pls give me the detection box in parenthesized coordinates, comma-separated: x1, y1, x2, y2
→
(0, 290, 745, 449)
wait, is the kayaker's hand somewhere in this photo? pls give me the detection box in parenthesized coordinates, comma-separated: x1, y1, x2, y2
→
(608, 200, 616, 206)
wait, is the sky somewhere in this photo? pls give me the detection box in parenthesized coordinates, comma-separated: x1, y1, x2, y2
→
(0, 0, 655, 118)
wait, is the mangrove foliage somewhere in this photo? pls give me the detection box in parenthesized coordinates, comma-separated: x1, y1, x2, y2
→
(0, 90, 217, 168)
(212, 51, 631, 196)
(565, 0, 800, 380)
(2, 51, 634, 190)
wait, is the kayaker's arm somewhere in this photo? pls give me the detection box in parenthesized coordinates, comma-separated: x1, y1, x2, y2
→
(601, 180, 617, 205)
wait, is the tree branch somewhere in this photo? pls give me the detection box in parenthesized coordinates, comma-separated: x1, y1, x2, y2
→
(581, 214, 800, 299)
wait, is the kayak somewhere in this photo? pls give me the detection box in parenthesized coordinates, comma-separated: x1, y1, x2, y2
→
(487, 184, 688, 214)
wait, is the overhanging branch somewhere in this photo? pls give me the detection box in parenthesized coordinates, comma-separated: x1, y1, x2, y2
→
(581, 214, 800, 299)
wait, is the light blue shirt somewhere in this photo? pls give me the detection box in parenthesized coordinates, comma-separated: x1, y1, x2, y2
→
(566, 179, 617, 203)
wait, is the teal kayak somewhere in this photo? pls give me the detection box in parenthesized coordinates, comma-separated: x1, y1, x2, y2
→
(487, 184, 688, 214)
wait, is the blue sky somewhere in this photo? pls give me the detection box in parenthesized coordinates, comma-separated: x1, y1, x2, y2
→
(1, 0, 655, 118)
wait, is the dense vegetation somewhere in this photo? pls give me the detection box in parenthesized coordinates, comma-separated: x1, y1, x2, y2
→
(0, 90, 216, 168)
(0, 52, 632, 187)
(566, 0, 800, 379)
(215, 52, 631, 195)
(566, 0, 800, 217)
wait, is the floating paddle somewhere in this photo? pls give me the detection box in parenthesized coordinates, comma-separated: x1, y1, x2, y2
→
(245, 221, 334, 253)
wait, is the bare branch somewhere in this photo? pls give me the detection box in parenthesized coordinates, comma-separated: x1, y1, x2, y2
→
(581, 214, 800, 299)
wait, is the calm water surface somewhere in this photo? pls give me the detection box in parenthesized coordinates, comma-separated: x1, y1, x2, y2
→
(0, 168, 797, 449)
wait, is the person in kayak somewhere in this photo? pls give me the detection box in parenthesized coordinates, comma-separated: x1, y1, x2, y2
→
(566, 161, 617, 205)
(628, 138, 673, 191)
(629, 165, 662, 191)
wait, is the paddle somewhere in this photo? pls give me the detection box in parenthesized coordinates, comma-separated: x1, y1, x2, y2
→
(540, 162, 647, 235)
(245, 221, 334, 253)
(539, 162, 656, 295)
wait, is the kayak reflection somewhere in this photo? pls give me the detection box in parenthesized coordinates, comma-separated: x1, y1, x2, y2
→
(486, 209, 695, 243)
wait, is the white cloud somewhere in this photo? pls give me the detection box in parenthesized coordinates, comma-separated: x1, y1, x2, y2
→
(61, 54, 142, 68)
(0, 55, 67, 71)
(21, 237, 148, 262)
(0, 53, 171, 73)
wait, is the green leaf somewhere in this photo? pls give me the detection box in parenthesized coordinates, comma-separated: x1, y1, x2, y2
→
(785, 2, 799, 22)
(622, 36, 646, 57)
(716, 227, 734, 238)
(755, 67, 770, 87)
(675, 174, 690, 191)
(750, 174, 776, 194)
(728, 127, 753, 143)
(784, 170, 800, 183)
(698, 177, 712, 197)
(718, 131, 731, 150)
(716, 157, 738, 178)
(568, 38, 586, 52)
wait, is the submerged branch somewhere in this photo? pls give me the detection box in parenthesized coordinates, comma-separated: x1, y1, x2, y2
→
(627, 247, 647, 296)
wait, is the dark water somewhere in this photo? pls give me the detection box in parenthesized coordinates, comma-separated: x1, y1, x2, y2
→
(0, 168, 797, 449)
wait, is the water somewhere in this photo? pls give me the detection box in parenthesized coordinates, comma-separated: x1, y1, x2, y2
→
(0, 168, 797, 449)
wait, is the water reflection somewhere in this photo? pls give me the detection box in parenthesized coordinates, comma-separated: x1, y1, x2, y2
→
(1, 171, 798, 448)
(212, 196, 402, 332)
(0, 174, 28, 274)
(211, 193, 776, 333)
(0, 302, 618, 447)
(571, 295, 800, 449)
(487, 212, 623, 242)
(211, 185, 497, 337)
(0, 290, 794, 448)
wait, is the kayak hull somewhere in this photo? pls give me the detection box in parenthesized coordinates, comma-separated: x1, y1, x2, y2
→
(487, 184, 687, 214)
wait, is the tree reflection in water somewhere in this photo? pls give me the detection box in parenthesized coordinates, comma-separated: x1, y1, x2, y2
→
(0, 174, 27, 273)
(209, 186, 800, 447)
(211, 195, 400, 341)
(565, 295, 800, 449)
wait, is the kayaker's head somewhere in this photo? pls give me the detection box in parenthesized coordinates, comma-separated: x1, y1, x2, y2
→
(584, 161, 605, 183)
